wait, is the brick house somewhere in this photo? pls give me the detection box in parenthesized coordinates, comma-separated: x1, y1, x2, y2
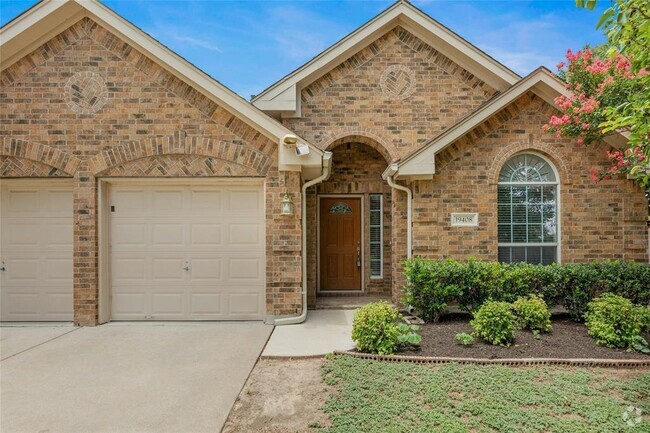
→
(1, 0, 647, 326)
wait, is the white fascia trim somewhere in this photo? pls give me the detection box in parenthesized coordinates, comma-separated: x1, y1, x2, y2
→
(1, 0, 323, 161)
(252, 1, 519, 115)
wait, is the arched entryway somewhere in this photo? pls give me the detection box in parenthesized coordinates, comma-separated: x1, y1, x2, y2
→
(306, 140, 393, 307)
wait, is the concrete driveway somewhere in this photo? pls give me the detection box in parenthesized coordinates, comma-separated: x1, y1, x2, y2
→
(0, 322, 272, 433)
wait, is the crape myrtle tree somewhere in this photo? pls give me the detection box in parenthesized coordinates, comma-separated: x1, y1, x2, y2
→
(544, 0, 649, 209)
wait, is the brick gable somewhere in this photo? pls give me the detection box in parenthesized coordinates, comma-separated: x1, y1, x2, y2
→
(284, 26, 498, 159)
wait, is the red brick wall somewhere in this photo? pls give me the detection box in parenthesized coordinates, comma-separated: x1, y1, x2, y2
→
(0, 19, 302, 324)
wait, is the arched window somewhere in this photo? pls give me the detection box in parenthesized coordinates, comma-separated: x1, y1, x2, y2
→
(498, 153, 559, 264)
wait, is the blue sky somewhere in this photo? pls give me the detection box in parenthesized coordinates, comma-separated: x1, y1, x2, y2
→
(0, 1, 608, 99)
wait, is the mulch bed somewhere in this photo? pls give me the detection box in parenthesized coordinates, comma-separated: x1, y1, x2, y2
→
(403, 315, 649, 360)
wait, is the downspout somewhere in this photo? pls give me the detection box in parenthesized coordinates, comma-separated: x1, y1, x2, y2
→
(383, 163, 412, 259)
(274, 151, 333, 325)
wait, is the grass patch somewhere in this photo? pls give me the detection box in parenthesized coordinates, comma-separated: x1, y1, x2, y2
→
(321, 355, 649, 432)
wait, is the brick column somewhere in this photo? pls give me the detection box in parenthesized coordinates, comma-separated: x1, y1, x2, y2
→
(390, 184, 409, 306)
(73, 166, 99, 326)
(266, 169, 303, 316)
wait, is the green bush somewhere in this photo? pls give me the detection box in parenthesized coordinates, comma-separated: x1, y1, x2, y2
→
(351, 301, 401, 355)
(470, 301, 516, 346)
(454, 333, 474, 346)
(513, 295, 552, 333)
(584, 293, 644, 350)
(404, 258, 463, 322)
(403, 258, 649, 322)
(638, 306, 650, 334)
(396, 323, 422, 348)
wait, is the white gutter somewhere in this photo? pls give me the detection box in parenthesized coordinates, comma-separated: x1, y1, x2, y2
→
(274, 151, 333, 325)
(383, 164, 412, 259)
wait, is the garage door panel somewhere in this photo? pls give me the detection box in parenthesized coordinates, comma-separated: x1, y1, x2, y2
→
(151, 293, 184, 316)
(228, 258, 263, 281)
(44, 292, 74, 315)
(152, 224, 185, 246)
(7, 189, 40, 214)
(152, 190, 184, 214)
(190, 293, 222, 315)
(46, 259, 73, 280)
(110, 183, 265, 320)
(228, 291, 263, 315)
(5, 259, 40, 280)
(152, 258, 186, 281)
(111, 190, 148, 216)
(46, 223, 74, 246)
(190, 258, 222, 281)
(191, 224, 222, 246)
(7, 223, 40, 246)
(112, 223, 147, 246)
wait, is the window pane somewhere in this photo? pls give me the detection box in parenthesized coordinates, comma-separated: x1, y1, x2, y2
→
(541, 246, 557, 265)
(528, 224, 542, 243)
(511, 247, 527, 263)
(498, 247, 511, 263)
(369, 194, 382, 277)
(498, 224, 512, 242)
(498, 205, 511, 224)
(527, 247, 542, 264)
(513, 225, 527, 242)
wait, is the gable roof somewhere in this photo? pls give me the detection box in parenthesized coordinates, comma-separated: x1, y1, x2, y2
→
(252, 0, 520, 116)
(0, 0, 325, 175)
(390, 67, 628, 179)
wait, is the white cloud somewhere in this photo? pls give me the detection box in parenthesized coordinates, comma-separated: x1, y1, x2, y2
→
(168, 34, 222, 53)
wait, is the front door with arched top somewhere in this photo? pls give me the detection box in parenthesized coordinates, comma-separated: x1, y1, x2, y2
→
(319, 197, 362, 291)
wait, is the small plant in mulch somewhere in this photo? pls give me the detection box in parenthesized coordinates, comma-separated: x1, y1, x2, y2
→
(454, 333, 474, 346)
(470, 301, 516, 346)
(513, 294, 552, 333)
(397, 323, 422, 349)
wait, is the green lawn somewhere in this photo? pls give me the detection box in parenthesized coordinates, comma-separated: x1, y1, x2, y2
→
(320, 356, 649, 433)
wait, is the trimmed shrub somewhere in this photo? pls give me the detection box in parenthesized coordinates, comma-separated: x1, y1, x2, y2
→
(403, 258, 649, 323)
(584, 293, 644, 349)
(470, 301, 516, 346)
(404, 258, 463, 322)
(513, 295, 552, 333)
(352, 301, 401, 355)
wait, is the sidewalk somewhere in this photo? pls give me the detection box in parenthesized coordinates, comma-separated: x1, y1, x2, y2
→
(262, 310, 356, 357)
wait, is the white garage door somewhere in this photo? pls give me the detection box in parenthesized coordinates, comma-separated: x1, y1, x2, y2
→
(109, 183, 265, 320)
(0, 181, 73, 321)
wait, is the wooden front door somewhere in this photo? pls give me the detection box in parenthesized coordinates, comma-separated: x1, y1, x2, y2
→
(319, 197, 362, 291)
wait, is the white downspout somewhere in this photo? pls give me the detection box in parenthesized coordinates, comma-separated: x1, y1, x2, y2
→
(383, 164, 412, 259)
(274, 151, 333, 325)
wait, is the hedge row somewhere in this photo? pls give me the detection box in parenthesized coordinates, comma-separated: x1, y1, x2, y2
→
(403, 258, 650, 322)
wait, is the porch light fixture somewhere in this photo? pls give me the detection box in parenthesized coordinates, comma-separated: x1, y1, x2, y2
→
(280, 192, 294, 215)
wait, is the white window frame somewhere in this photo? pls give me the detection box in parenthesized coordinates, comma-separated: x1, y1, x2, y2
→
(369, 194, 383, 279)
(497, 152, 561, 264)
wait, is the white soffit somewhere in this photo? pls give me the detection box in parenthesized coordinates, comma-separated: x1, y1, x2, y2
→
(251, 0, 520, 116)
(395, 68, 628, 178)
(0, 0, 325, 174)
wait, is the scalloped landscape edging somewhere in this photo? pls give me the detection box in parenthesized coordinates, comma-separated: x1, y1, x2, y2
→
(333, 351, 650, 368)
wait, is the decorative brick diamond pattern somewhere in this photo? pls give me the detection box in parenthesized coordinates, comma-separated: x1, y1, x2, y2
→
(380, 65, 416, 100)
(65, 71, 108, 115)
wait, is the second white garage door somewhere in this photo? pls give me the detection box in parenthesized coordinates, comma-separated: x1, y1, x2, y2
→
(109, 183, 265, 320)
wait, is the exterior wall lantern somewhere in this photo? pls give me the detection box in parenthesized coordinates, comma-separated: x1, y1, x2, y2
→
(280, 192, 294, 215)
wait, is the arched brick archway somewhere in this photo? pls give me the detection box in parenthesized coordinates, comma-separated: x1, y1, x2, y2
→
(488, 141, 572, 185)
(1, 138, 81, 176)
(321, 129, 397, 163)
(88, 133, 272, 176)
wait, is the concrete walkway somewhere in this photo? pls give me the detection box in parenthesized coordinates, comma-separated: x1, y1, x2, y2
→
(1, 322, 271, 433)
(262, 310, 356, 357)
